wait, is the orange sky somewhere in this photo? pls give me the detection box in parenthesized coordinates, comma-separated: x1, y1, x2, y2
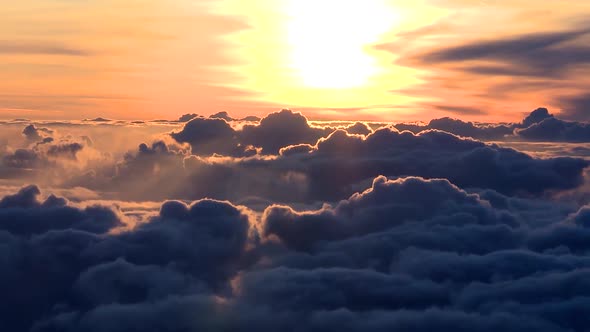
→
(1, 0, 590, 121)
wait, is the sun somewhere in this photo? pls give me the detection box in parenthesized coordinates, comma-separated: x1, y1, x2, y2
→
(207, 0, 425, 114)
(285, 0, 397, 89)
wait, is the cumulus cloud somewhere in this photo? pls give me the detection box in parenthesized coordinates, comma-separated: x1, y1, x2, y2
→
(395, 117, 513, 140)
(344, 122, 373, 136)
(170, 117, 247, 156)
(2, 111, 588, 205)
(2, 138, 87, 170)
(177, 113, 200, 122)
(239, 109, 333, 154)
(1, 175, 590, 331)
(520, 107, 554, 128)
(209, 111, 235, 121)
(170, 110, 333, 156)
(0, 185, 255, 331)
(0, 184, 121, 235)
(393, 107, 590, 143)
(262, 176, 513, 250)
(516, 118, 590, 142)
(516, 108, 590, 142)
(22, 124, 53, 142)
(72, 125, 589, 203)
(279, 128, 588, 198)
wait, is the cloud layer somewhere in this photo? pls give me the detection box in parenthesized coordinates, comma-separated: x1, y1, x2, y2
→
(0, 108, 588, 330)
(0, 174, 587, 331)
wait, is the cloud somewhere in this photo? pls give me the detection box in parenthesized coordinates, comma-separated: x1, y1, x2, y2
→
(557, 93, 590, 121)
(2, 176, 590, 331)
(170, 117, 245, 156)
(46, 142, 84, 159)
(262, 176, 512, 250)
(394, 107, 590, 143)
(416, 27, 590, 78)
(520, 107, 554, 128)
(278, 128, 588, 198)
(2, 148, 43, 169)
(388, 23, 590, 119)
(432, 104, 487, 116)
(0, 185, 255, 331)
(1, 111, 588, 205)
(177, 113, 200, 122)
(84, 117, 112, 122)
(0, 41, 92, 56)
(239, 110, 332, 154)
(516, 109, 590, 142)
(0, 184, 121, 236)
(22, 124, 53, 142)
(2, 139, 86, 170)
(395, 117, 513, 140)
(74, 123, 588, 203)
(344, 122, 373, 136)
(209, 111, 234, 121)
(170, 109, 333, 156)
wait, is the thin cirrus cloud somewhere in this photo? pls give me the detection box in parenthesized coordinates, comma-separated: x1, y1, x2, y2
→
(558, 93, 590, 121)
(387, 22, 590, 120)
(2, 1, 590, 121)
(416, 27, 590, 78)
(0, 1, 279, 120)
(0, 41, 92, 56)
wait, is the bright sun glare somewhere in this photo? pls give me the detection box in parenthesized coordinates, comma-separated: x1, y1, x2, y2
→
(285, 0, 396, 89)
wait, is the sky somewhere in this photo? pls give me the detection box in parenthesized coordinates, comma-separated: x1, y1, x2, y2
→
(2, 0, 590, 121)
(4, 3, 590, 331)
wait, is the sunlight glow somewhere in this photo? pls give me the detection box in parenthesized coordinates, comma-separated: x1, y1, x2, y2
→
(207, 0, 444, 119)
(285, 0, 397, 89)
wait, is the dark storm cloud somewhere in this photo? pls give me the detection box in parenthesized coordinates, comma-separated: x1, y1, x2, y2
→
(2, 175, 590, 331)
(417, 27, 590, 77)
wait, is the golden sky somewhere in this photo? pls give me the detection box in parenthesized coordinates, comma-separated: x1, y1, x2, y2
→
(1, 0, 590, 121)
